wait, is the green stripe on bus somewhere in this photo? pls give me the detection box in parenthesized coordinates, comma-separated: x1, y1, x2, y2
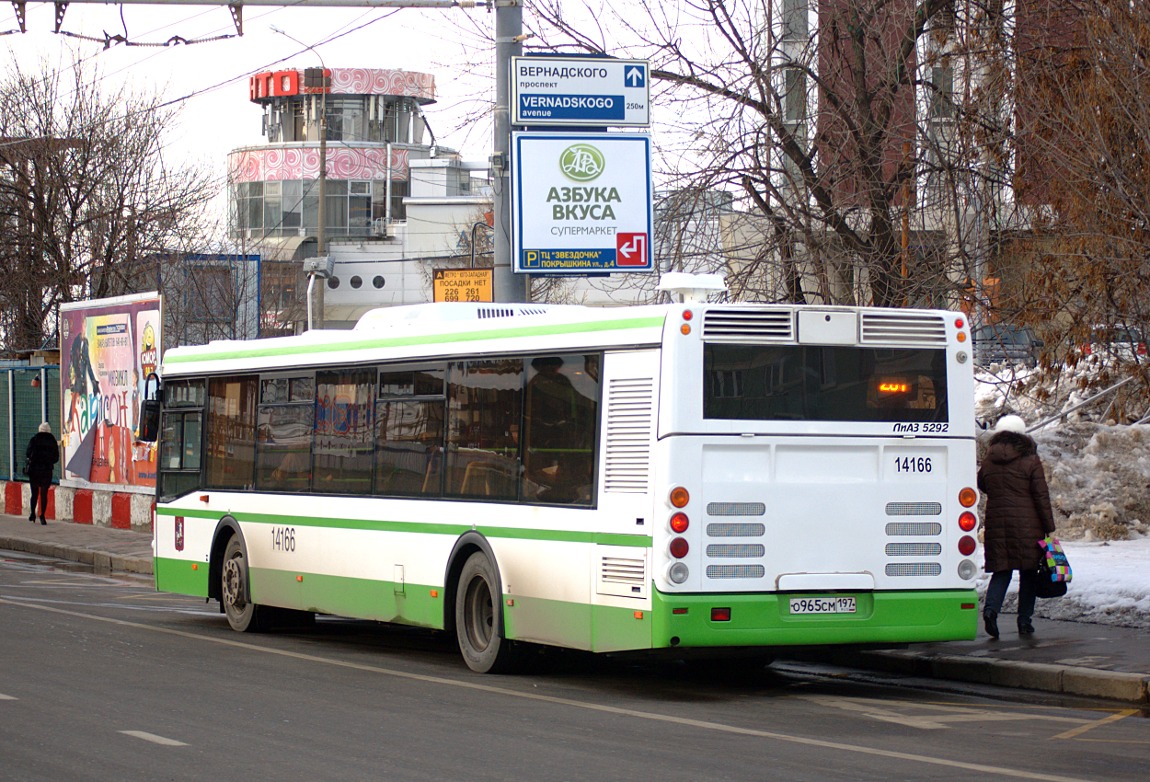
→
(156, 506, 652, 547)
(649, 588, 979, 647)
(163, 315, 666, 364)
(154, 557, 211, 597)
(501, 594, 653, 652)
(251, 568, 445, 629)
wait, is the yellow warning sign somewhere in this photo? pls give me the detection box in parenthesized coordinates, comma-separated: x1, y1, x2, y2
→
(433, 268, 493, 303)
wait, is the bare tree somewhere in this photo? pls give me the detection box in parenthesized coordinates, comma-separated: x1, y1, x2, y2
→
(1016, 2, 1150, 354)
(0, 54, 217, 353)
(528, 0, 968, 307)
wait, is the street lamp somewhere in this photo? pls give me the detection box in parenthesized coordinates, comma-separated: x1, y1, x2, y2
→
(469, 220, 493, 269)
(271, 26, 330, 327)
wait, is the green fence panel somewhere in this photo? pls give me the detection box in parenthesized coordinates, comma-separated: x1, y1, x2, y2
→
(2, 367, 61, 483)
(0, 372, 9, 480)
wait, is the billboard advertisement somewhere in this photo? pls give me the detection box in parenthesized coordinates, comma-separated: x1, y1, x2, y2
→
(59, 293, 162, 490)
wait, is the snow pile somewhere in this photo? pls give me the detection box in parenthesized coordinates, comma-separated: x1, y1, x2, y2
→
(975, 365, 1150, 541)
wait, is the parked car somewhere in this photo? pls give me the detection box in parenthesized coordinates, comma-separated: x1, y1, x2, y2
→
(1081, 325, 1147, 362)
(972, 323, 1044, 368)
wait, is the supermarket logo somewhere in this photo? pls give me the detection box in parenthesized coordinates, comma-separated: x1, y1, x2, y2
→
(559, 144, 605, 182)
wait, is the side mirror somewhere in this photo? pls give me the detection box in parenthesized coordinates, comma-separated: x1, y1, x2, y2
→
(137, 372, 162, 443)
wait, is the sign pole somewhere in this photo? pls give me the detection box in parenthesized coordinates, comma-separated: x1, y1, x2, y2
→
(493, 1, 528, 303)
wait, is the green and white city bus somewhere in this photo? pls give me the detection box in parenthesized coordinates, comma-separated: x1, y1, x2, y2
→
(150, 298, 981, 672)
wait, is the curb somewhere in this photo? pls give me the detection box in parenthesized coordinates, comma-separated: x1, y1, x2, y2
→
(0, 536, 152, 576)
(851, 649, 1150, 704)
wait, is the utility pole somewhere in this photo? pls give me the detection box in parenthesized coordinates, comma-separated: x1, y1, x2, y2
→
(493, 1, 528, 302)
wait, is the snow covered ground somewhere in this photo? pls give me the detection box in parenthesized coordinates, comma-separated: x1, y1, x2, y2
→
(983, 537, 1150, 629)
(973, 363, 1150, 628)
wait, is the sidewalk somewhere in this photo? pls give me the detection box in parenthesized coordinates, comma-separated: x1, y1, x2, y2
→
(1, 514, 1147, 703)
(0, 512, 153, 576)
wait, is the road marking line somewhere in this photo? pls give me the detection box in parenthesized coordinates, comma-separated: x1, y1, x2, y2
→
(799, 695, 1089, 730)
(0, 596, 1098, 782)
(0, 693, 16, 700)
(120, 730, 188, 746)
(1052, 709, 1139, 740)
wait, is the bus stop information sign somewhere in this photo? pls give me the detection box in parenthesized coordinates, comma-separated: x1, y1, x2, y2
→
(512, 132, 654, 274)
(511, 56, 649, 127)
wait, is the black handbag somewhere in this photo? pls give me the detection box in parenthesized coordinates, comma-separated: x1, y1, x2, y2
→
(1035, 560, 1068, 598)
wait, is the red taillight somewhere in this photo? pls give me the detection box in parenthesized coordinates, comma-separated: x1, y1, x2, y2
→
(670, 538, 689, 558)
(958, 511, 977, 531)
(682, 309, 693, 321)
(954, 317, 965, 329)
(711, 607, 731, 622)
(1138, 343, 1147, 356)
(958, 535, 977, 556)
(670, 512, 689, 533)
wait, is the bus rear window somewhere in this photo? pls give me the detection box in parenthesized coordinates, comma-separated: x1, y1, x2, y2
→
(704, 344, 947, 422)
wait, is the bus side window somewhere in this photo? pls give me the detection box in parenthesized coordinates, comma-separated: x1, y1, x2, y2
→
(205, 376, 258, 490)
(313, 369, 376, 494)
(376, 366, 446, 498)
(444, 359, 522, 500)
(157, 379, 206, 502)
(522, 354, 599, 505)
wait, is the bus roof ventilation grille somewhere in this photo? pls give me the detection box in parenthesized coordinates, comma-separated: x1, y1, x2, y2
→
(354, 303, 554, 330)
(701, 309, 794, 342)
(860, 312, 947, 345)
(477, 305, 551, 319)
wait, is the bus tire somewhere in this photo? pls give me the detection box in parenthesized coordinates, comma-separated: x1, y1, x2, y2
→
(455, 552, 515, 674)
(221, 535, 270, 633)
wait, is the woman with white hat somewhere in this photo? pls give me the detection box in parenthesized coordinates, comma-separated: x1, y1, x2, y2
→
(25, 422, 60, 525)
(977, 414, 1057, 638)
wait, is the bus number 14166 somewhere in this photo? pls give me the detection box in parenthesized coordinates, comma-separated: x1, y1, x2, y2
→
(272, 526, 296, 552)
(894, 456, 932, 473)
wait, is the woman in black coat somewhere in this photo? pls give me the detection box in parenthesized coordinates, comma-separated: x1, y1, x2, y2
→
(26, 422, 60, 525)
(977, 415, 1056, 638)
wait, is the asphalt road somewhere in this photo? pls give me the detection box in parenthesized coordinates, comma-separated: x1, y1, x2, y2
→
(1, 550, 1148, 782)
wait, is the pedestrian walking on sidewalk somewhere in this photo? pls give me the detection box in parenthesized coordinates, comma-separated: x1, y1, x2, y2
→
(26, 422, 60, 525)
(977, 414, 1057, 639)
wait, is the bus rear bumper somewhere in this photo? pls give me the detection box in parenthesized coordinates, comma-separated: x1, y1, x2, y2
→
(651, 588, 979, 648)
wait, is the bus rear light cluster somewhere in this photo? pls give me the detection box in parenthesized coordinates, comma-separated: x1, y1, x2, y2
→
(680, 309, 693, 335)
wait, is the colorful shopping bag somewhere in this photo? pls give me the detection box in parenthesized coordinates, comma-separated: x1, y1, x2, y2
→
(1038, 535, 1072, 583)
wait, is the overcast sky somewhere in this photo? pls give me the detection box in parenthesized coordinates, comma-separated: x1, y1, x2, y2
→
(4, 3, 499, 175)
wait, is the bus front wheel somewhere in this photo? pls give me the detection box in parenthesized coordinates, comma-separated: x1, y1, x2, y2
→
(221, 535, 270, 632)
(455, 552, 515, 674)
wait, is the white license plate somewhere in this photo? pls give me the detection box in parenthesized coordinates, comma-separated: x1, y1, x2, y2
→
(789, 596, 857, 615)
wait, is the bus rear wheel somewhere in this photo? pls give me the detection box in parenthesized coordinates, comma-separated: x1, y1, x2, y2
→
(221, 535, 270, 632)
(455, 552, 515, 674)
